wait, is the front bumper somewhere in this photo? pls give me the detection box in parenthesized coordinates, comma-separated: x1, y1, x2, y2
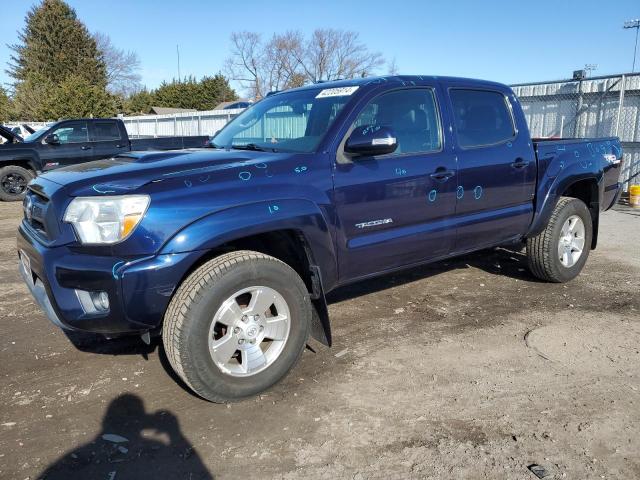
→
(17, 222, 201, 335)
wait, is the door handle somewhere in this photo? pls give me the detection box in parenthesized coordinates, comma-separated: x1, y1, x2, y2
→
(511, 158, 529, 169)
(115, 144, 126, 148)
(429, 168, 455, 182)
(81, 145, 92, 150)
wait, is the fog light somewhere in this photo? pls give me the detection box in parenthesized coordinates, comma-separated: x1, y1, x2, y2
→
(75, 290, 110, 314)
(91, 291, 110, 311)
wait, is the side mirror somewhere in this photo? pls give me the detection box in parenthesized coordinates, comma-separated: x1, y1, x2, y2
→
(345, 125, 397, 156)
(44, 134, 60, 145)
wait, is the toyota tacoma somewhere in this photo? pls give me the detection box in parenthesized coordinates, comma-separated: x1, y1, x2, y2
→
(17, 76, 623, 402)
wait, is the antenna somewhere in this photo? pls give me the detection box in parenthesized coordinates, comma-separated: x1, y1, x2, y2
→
(176, 44, 181, 82)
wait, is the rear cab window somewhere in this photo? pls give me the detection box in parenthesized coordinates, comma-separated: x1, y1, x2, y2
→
(91, 121, 121, 141)
(449, 89, 515, 148)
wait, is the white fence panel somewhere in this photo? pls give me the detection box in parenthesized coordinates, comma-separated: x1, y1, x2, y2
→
(120, 108, 244, 138)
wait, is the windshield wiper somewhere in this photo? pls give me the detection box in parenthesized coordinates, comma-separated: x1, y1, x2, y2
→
(231, 143, 267, 152)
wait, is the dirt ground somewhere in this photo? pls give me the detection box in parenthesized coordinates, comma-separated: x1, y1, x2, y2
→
(0, 201, 638, 480)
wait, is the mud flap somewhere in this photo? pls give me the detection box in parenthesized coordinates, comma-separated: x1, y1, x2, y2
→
(310, 297, 331, 346)
(309, 265, 331, 346)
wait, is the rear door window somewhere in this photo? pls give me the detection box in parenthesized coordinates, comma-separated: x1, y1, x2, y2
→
(449, 89, 515, 148)
(92, 121, 121, 141)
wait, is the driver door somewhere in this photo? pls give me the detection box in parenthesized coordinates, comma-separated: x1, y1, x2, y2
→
(333, 87, 458, 282)
(40, 121, 91, 170)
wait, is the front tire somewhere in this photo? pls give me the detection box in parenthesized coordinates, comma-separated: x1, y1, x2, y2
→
(0, 165, 34, 202)
(162, 251, 312, 403)
(526, 197, 592, 283)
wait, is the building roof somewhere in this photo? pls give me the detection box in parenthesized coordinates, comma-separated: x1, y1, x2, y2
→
(148, 106, 197, 115)
(213, 100, 252, 110)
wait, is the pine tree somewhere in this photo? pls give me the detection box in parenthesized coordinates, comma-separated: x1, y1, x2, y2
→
(124, 88, 154, 115)
(8, 0, 113, 119)
(153, 77, 200, 110)
(0, 87, 12, 122)
(41, 75, 117, 119)
(198, 74, 237, 110)
(150, 75, 237, 111)
(8, 0, 107, 86)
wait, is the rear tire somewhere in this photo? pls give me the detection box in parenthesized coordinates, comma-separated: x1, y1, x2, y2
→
(162, 251, 312, 403)
(526, 197, 592, 283)
(0, 165, 34, 202)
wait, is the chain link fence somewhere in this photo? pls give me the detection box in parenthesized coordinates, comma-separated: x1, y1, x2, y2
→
(511, 73, 640, 194)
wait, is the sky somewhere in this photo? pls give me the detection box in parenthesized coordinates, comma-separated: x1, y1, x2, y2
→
(1, 0, 639, 95)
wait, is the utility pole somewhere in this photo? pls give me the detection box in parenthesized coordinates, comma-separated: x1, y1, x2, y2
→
(176, 44, 181, 82)
(624, 19, 640, 73)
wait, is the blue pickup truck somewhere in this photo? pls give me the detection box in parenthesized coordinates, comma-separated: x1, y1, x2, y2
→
(17, 76, 623, 402)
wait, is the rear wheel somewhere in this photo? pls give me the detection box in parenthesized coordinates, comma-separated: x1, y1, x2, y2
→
(0, 165, 33, 202)
(526, 197, 592, 283)
(162, 251, 312, 402)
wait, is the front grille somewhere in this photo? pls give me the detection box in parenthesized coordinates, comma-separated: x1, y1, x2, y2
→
(24, 189, 50, 240)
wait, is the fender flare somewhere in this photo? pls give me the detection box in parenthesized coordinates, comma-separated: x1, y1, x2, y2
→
(1, 152, 40, 173)
(526, 169, 602, 243)
(159, 199, 338, 345)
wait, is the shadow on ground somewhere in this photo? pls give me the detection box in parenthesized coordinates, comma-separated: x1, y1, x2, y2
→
(327, 244, 536, 304)
(38, 393, 214, 480)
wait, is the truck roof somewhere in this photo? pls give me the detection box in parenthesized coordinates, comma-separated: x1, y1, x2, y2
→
(284, 75, 510, 93)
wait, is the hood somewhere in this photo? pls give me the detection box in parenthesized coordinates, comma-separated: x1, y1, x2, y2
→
(0, 125, 23, 144)
(39, 149, 284, 196)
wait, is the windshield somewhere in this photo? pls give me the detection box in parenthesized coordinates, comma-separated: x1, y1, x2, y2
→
(23, 125, 53, 143)
(212, 87, 355, 153)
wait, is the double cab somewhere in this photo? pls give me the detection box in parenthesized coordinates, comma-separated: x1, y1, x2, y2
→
(17, 76, 623, 402)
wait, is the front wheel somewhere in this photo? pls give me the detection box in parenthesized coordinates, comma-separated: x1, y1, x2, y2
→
(162, 251, 312, 402)
(526, 197, 592, 283)
(0, 165, 34, 202)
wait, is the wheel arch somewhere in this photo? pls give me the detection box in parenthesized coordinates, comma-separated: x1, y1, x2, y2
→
(160, 201, 337, 346)
(0, 157, 38, 174)
(527, 175, 601, 249)
(561, 178, 600, 249)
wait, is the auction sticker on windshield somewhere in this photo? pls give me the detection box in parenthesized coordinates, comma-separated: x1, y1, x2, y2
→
(316, 86, 359, 98)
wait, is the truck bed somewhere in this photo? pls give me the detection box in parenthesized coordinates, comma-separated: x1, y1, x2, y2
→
(532, 136, 623, 212)
(129, 136, 209, 151)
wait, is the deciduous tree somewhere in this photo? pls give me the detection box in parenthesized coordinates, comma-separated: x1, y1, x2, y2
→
(94, 32, 142, 97)
(225, 29, 385, 98)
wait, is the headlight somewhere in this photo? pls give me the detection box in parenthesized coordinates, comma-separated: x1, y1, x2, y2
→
(63, 195, 150, 244)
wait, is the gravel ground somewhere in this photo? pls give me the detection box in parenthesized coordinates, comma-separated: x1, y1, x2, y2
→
(0, 201, 638, 480)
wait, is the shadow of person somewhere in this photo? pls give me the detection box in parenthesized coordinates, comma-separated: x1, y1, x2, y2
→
(38, 393, 213, 480)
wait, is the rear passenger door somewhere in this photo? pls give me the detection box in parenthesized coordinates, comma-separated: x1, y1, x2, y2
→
(89, 120, 128, 161)
(333, 87, 458, 282)
(444, 86, 536, 252)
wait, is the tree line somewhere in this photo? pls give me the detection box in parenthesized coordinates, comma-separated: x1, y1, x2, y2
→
(1, 0, 388, 123)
